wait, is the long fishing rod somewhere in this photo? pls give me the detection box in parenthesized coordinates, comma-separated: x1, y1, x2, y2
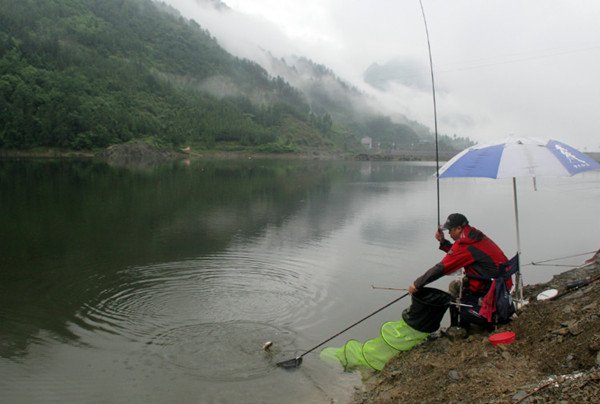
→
(418, 0, 441, 227)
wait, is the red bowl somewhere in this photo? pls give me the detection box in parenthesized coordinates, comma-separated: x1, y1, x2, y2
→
(489, 331, 516, 346)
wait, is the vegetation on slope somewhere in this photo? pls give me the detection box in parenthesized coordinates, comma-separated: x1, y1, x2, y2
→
(0, 0, 472, 154)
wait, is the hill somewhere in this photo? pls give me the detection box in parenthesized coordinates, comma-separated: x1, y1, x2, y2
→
(0, 0, 472, 154)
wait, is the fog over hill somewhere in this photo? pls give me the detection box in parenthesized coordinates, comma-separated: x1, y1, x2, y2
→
(163, 0, 451, 142)
(165, 0, 600, 152)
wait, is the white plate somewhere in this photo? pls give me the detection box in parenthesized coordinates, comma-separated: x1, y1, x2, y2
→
(536, 288, 558, 300)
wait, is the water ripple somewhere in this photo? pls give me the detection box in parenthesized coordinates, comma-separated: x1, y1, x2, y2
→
(145, 321, 297, 381)
(71, 248, 326, 342)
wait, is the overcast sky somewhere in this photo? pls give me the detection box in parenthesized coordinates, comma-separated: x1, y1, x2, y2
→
(165, 0, 600, 150)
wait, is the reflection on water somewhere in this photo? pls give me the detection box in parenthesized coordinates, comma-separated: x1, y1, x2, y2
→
(0, 158, 598, 402)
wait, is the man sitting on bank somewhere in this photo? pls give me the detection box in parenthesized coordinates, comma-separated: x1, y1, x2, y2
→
(408, 213, 512, 329)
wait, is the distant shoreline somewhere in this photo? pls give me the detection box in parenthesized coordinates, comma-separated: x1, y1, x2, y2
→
(0, 147, 458, 162)
(2, 147, 598, 164)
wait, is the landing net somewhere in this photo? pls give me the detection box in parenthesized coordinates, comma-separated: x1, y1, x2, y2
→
(319, 319, 428, 371)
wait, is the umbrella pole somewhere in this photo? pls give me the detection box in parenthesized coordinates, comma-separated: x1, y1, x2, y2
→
(513, 178, 524, 304)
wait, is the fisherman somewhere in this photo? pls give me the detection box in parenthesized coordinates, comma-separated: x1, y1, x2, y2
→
(408, 213, 512, 329)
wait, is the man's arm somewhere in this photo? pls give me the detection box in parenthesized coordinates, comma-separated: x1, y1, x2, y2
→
(412, 262, 445, 290)
(409, 247, 474, 294)
(408, 229, 457, 294)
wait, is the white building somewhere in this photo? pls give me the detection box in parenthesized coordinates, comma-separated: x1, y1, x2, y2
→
(361, 137, 373, 149)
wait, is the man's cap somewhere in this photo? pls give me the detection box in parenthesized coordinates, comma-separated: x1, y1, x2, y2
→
(442, 213, 468, 230)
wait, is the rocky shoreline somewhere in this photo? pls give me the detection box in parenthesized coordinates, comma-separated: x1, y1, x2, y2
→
(352, 253, 600, 403)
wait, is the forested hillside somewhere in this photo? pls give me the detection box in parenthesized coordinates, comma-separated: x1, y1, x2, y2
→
(0, 0, 471, 153)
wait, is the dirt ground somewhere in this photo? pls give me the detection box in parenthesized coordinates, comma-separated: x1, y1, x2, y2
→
(352, 254, 600, 403)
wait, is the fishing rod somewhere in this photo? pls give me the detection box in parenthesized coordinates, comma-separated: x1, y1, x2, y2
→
(418, 0, 441, 228)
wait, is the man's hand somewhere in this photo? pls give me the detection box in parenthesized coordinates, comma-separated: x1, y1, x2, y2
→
(435, 227, 445, 243)
(408, 283, 418, 295)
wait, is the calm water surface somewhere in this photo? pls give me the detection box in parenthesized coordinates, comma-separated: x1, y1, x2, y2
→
(1, 158, 598, 402)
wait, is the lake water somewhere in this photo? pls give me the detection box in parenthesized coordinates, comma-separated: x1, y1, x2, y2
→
(1, 158, 598, 402)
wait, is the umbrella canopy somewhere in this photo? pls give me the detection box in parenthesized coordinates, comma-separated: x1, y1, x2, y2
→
(438, 136, 600, 302)
(439, 137, 600, 179)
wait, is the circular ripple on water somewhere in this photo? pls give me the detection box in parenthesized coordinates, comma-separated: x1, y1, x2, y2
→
(72, 252, 325, 341)
(146, 321, 298, 381)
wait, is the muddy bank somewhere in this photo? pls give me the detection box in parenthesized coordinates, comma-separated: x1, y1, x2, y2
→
(352, 254, 600, 403)
(0, 149, 94, 158)
(184, 149, 349, 160)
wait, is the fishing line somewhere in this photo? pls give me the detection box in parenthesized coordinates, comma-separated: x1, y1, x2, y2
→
(418, 0, 440, 227)
(435, 44, 600, 75)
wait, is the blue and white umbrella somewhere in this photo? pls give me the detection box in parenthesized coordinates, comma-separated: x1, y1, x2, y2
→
(439, 136, 600, 179)
(438, 136, 600, 301)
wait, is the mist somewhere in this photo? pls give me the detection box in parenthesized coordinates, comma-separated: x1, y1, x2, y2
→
(163, 0, 600, 150)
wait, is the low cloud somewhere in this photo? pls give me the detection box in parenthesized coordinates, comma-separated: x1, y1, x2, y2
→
(163, 0, 600, 149)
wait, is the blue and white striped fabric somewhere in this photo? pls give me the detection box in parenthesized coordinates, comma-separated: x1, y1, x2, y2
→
(439, 137, 600, 179)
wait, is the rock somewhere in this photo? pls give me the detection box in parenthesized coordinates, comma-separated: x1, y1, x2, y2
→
(97, 141, 184, 168)
(582, 302, 597, 311)
(446, 326, 467, 341)
(597, 351, 600, 366)
(448, 370, 460, 381)
(568, 324, 582, 336)
(564, 289, 585, 300)
(588, 335, 600, 351)
(512, 390, 528, 401)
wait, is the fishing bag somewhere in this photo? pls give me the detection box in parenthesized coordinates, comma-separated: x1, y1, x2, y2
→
(470, 254, 519, 325)
(494, 272, 516, 324)
(402, 287, 451, 332)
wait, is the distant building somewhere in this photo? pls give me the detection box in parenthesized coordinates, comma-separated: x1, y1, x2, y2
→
(361, 137, 373, 149)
